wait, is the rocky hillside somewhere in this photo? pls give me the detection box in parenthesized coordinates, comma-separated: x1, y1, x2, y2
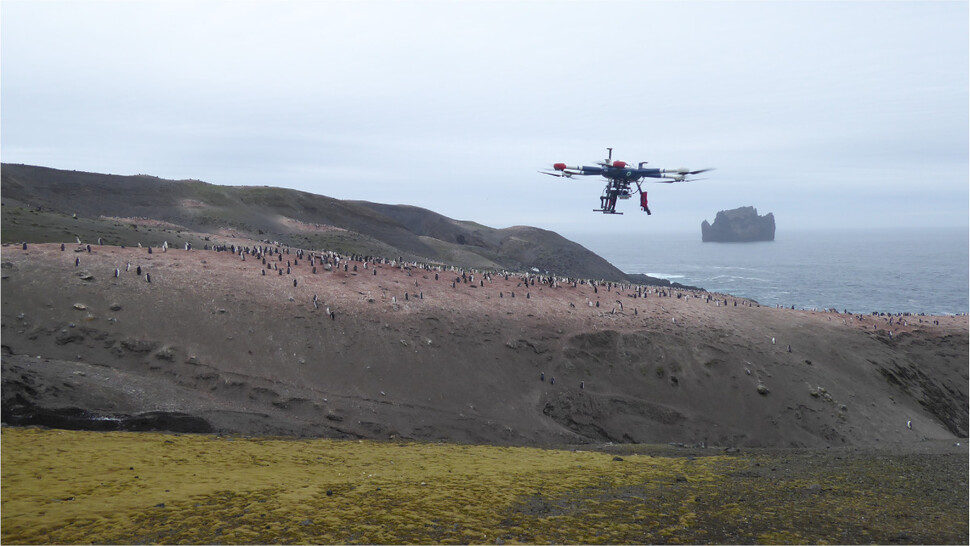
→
(2, 243, 966, 447)
(1, 164, 627, 281)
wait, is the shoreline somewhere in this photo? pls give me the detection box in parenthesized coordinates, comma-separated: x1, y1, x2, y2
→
(568, 228, 969, 317)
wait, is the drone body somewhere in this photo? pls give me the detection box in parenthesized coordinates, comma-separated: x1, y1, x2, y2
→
(540, 148, 711, 214)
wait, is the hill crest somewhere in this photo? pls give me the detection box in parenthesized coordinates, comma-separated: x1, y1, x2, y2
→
(1, 163, 627, 281)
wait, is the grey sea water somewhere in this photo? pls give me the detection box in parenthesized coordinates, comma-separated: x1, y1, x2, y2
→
(568, 228, 969, 315)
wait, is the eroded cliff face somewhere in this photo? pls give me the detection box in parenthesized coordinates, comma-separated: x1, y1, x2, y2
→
(702, 206, 775, 242)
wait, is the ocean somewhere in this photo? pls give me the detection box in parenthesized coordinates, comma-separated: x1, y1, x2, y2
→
(567, 228, 969, 316)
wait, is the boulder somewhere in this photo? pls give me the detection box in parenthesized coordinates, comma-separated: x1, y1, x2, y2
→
(702, 206, 775, 242)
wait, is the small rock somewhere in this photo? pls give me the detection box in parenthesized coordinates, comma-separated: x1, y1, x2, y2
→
(73, 303, 87, 310)
(109, 303, 122, 311)
(757, 383, 769, 395)
(612, 456, 624, 462)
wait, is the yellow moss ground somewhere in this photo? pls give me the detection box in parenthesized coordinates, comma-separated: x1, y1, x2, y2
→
(2, 428, 965, 544)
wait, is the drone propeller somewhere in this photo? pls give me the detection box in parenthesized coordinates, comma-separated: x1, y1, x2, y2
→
(651, 177, 708, 184)
(664, 167, 715, 175)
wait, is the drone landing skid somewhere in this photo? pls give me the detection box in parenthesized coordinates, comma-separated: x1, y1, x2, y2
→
(594, 209, 623, 215)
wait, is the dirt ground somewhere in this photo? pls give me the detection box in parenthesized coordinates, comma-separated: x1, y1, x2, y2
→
(2, 242, 966, 449)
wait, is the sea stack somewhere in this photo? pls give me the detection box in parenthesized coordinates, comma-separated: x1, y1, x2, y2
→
(701, 206, 775, 242)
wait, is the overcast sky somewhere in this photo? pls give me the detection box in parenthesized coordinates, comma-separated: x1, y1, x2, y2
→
(2, 0, 967, 235)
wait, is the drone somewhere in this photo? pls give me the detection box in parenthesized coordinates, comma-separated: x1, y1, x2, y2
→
(540, 148, 712, 214)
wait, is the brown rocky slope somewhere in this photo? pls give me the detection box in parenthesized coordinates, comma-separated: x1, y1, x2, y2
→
(0, 164, 630, 282)
(2, 242, 966, 448)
